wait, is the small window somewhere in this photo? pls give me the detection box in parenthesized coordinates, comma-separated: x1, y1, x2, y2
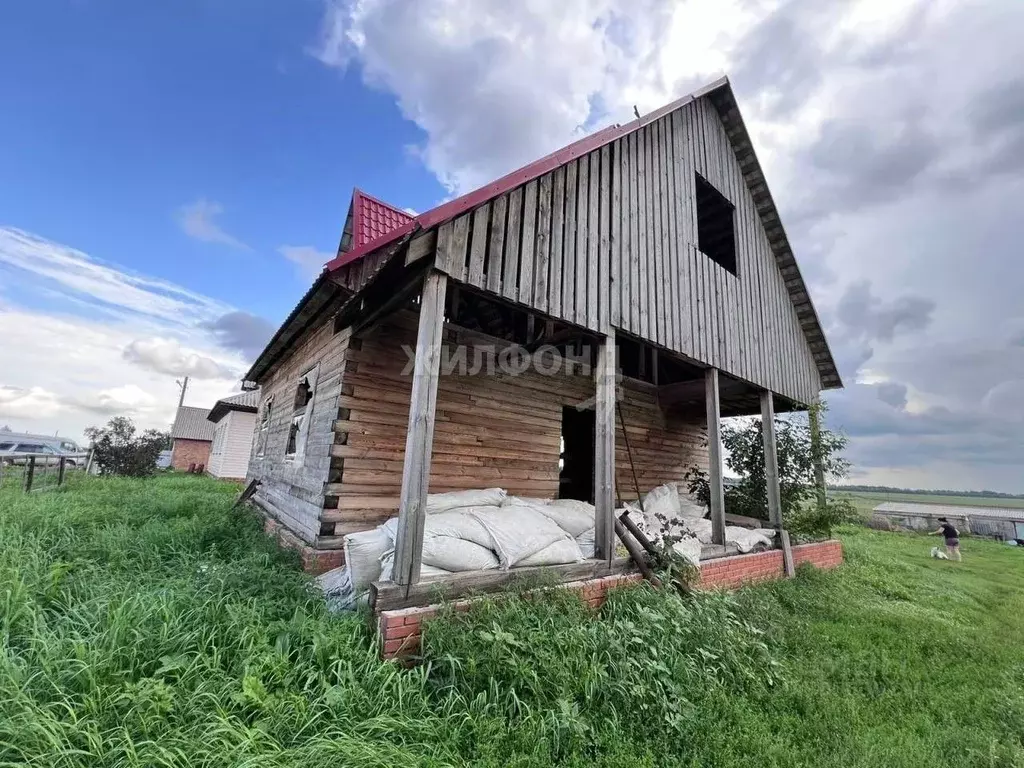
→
(0, 442, 13, 451)
(285, 365, 319, 461)
(16, 443, 44, 452)
(695, 174, 737, 275)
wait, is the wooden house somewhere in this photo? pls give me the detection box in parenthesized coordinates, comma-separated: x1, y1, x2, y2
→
(242, 77, 842, 596)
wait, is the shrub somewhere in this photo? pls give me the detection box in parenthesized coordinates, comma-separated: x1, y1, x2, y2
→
(84, 416, 169, 477)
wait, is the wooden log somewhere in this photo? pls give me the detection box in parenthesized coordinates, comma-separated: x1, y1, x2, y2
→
(780, 529, 796, 578)
(760, 390, 782, 529)
(392, 270, 448, 586)
(57, 456, 67, 486)
(594, 332, 616, 561)
(24, 456, 35, 492)
(705, 368, 725, 545)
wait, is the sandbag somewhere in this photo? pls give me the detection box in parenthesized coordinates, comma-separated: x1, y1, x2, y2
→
(643, 483, 680, 522)
(678, 494, 706, 520)
(517, 537, 585, 567)
(683, 517, 715, 544)
(342, 526, 393, 594)
(575, 527, 595, 559)
(503, 495, 552, 508)
(421, 510, 496, 550)
(379, 553, 453, 582)
(470, 504, 572, 568)
(725, 526, 773, 554)
(426, 487, 506, 514)
(671, 535, 703, 566)
(421, 533, 500, 571)
(537, 498, 596, 536)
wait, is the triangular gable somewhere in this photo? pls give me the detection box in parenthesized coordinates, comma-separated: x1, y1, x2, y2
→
(336, 189, 414, 262)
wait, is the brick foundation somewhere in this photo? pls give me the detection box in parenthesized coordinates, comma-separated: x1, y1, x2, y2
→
(263, 518, 345, 575)
(378, 539, 843, 660)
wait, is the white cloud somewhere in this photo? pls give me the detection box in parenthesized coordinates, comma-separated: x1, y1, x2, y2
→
(278, 245, 331, 280)
(0, 228, 256, 443)
(176, 198, 250, 250)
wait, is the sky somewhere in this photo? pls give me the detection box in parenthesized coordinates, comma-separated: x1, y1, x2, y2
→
(1, 0, 1022, 493)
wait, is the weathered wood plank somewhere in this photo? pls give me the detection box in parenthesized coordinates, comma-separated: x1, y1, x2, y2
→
(563, 160, 578, 321)
(433, 220, 456, 278)
(706, 367, 725, 546)
(392, 270, 448, 586)
(637, 127, 650, 340)
(451, 213, 471, 282)
(594, 332, 616, 560)
(502, 186, 523, 302)
(575, 153, 590, 328)
(627, 131, 640, 334)
(518, 179, 538, 306)
(588, 149, 600, 331)
(533, 173, 552, 314)
(467, 202, 489, 287)
(549, 166, 565, 318)
(612, 138, 624, 330)
(600, 143, 613, 332)
(486, 195, 507, 295)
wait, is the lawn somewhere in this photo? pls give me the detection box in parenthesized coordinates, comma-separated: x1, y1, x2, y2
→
(1, 473, 1022, 767)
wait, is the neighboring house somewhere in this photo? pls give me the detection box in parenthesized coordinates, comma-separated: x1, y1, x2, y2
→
(170, 406, 214, 470)
(241, 76, 842, 583)
(206, 391, 259, 481)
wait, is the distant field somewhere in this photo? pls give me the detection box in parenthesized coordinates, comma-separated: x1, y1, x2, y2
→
(836, 489, 1024, 513)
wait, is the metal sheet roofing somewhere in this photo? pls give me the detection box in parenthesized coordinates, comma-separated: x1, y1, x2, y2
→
(171, 406, 215, 441)
(874, 501, 1024, 522)
(207, 390, 260, 423)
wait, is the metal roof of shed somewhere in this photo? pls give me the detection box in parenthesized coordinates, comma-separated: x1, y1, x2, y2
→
(875, 501, 1024, 522)
(171, 406, 215, 441)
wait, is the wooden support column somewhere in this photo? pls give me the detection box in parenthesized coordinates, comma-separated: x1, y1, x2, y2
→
(808, 398, 827, 515)
(705, 368, 726, 546)
(393, 270, 448, 587)
(594, 333, 616, 562)
(760, 391, 782, 529)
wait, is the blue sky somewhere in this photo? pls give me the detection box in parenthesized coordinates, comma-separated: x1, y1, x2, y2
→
(2, 0, 1023, 492)
(0, 1, 440, 321)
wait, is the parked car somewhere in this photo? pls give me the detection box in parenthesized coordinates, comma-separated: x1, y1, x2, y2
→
(0, 441, 77, 467)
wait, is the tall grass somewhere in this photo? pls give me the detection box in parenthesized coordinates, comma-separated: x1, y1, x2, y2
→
(1, 474, 1022, 766)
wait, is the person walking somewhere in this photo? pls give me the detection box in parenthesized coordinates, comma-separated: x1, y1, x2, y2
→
(930, 517, 961, 561)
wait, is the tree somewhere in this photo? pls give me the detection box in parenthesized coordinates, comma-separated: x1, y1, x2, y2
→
(84, 416, 169, 477)
(686, 403, 857, 539)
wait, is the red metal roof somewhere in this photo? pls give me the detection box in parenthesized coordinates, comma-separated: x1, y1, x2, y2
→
(352, 189, 414, 249)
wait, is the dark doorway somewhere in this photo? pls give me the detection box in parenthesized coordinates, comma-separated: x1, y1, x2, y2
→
(559, 406, 594, 502)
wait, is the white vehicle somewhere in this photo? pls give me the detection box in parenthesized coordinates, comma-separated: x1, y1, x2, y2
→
(0, 441, 80, 467)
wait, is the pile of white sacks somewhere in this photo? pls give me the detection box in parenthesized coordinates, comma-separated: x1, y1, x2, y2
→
(317, 483, 777, 610)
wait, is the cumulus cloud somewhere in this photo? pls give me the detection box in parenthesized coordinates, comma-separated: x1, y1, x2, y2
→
(0, 386, 63, 419)
(278, 245, 330, 280)
(176, 198, 250, 250)
(203, 311, 276, 361)
(123, 338, 240, 379)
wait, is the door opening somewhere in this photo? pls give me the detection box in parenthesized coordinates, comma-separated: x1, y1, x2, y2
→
(558, 406, 594, 502)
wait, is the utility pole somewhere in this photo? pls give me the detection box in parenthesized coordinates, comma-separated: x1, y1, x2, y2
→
(175, 376, 190, 409)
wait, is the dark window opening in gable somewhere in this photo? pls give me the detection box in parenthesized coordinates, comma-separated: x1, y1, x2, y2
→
(695, 174, 737, 276)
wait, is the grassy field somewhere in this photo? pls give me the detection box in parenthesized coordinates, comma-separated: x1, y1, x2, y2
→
(1, 473, 1023, 767)
(838, 489, 1024, 513)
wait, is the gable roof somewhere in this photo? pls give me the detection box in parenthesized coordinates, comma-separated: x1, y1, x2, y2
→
(171, 406, 215, 441)
(334, 189, 415, 268)
(207, 390, 260, 424)
(248, 76, 840, 390)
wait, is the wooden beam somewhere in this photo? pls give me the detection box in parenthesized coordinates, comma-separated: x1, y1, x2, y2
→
(392, 270, 448, 586)
(760, 390, 782, 529)
(594, 332, 616, 561)
(370, 558, 636, 612)
(706, 368, 725, 545)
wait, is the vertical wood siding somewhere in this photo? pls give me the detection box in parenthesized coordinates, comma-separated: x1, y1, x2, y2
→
(431, 96, 821, 404)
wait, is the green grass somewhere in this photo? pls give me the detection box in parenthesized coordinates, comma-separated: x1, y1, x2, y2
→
(839, 489, 1024, 511)
(1, 473, 1023, 767)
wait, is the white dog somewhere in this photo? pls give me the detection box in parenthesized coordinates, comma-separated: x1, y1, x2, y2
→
(930, 546, 949, 560)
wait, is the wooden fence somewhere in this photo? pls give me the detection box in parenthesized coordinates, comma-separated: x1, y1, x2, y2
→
(0, 452, 91, 492)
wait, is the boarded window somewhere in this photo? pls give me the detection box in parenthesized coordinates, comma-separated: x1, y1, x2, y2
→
(695, 174, 736, 275)
(285, 364, 319, 463)
(256, 397, 273, 457)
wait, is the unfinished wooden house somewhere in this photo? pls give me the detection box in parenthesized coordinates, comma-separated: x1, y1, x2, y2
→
(242, 77, 842, 600)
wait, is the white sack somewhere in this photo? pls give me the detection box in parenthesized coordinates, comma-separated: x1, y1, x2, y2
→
(683, 517, 715, 544)
(725, 526, 773, 554)
(537, 498, 597, 537)
(421, 533, 500, 571)
(470, 505, 572, 568)
(517, 537, 585, 567)
(342, 527, 393, 594)
(643, 483, 680, 521)
(421, 510, 496, 550)
(426, 487, 506, 514)
(503, 495, 552, 508)
(575, 527, 596, 559)
(379, 553, 453, 581)
(671, 536, 703, 567)
(678, 494, 707, 520)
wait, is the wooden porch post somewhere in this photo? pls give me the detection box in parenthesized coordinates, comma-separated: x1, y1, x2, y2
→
(393, 270, 448, 586)
(760, 391, 782, 529)
(808, 398, 827, 515)
(594, 332, 616, 562)
(705, 368, 726, 545)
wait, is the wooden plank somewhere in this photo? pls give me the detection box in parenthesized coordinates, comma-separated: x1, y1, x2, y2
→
(636, 127, 649, 340)
(587, 150, 600, 330)
(563, 160, 578, 321)
(780, 529, 796, 578)
(533, 173, 552, 314)
(502, 186, 523, 301)
(705, 367, 725, 546)
(433, 220, 456, 277)
(594, 332, 616, 561)
(610, 140, 621, 328)
(371, 557, 636, 613)
(392, 270, 448, 586)
(518, 179, 538, 305)
(627, 131, 640, 334)
(404, 230, 436, 266)
(467, 202, 489, 287)
(549, 167, 565, 318)
(575, 153, 589, 327)
(653, 117, 667, 346)
(486, 195, 507, 295)
(760, 390, 782, 528)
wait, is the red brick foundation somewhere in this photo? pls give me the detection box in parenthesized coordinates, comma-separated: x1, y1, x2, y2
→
(263, 518, 345, 575)
(378, 539, 843, 660)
